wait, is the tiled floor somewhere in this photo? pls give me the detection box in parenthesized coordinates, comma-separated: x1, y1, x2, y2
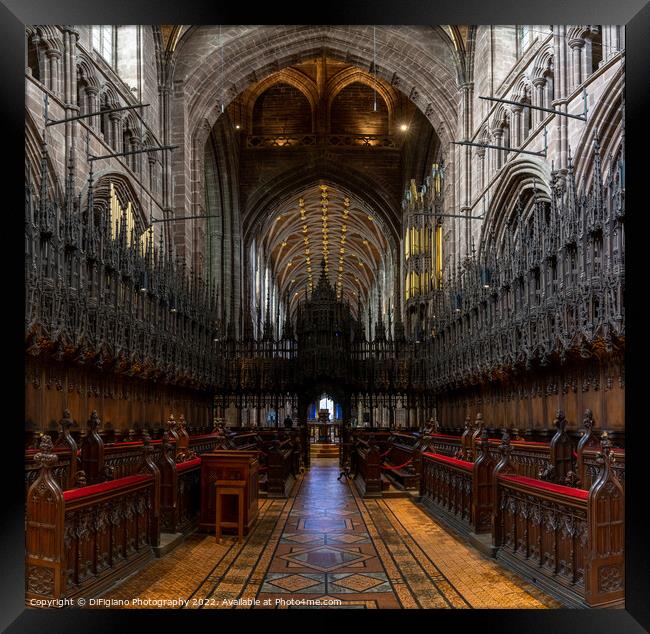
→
(101, 459, 560, 609)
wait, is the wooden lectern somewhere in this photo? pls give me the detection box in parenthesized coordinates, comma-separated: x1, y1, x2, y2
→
(199, 450, 259, 535)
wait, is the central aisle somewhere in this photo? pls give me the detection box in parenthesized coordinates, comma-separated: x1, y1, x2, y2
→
(102, 459, 559, 609)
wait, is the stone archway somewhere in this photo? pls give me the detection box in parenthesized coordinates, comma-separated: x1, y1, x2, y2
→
(165, 26, 462, 268)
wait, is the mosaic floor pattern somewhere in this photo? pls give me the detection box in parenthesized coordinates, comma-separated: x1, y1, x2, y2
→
(101, 459, 561, 609)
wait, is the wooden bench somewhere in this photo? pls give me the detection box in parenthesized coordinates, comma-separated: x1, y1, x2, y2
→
(420, 451, 474, 531)
(352, 436, 383, 497)
(381, 432, 420, 490)
(263, 436, 297, 498)
(26, 434, 160, 602)
(420, 427, 625, 607)
(493, 432, 624, 608)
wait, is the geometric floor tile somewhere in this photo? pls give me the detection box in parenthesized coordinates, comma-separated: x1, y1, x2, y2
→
(326, 532, 370, 544)
(99, 457, 562, 610)
(298, 518, 353, 531)
(278, 545, 373, 572)
(328, 572, 392, 593)
(280, 533, 325, 544)
(260, 573, 326, 594)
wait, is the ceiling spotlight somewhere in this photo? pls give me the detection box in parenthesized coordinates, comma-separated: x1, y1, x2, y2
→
(235, 124, 241, 129)
(400, 123, 409, 132)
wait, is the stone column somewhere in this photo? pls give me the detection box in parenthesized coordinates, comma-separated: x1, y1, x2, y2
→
(476, 145, 486, 192)
(459, 82, 473, 210)
(581, 32, 594, 83)
(34, 37, 49, 88)
(45, 50, 61, 96)
(492, 128, 504, 170)
(86, 86, 99, 129)
(510, 103, 523, 148)
(148, 153, 157, 195)
(553, 26, 568, 171)
(109, 112, 123, 152)
(568, 38, 584, 92)
(130, 135, 142, 174)
(532, 77, 546, 126)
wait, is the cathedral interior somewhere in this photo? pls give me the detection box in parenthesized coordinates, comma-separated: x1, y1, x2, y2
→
(24, 25, 625, 610)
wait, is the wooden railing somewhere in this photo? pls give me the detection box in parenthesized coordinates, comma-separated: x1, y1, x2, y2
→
(420, 428, 624, 608)
(26, 435, 159, 602)
(382, 432, 421, 490)
(420, 453, 473, 528)
(494, 431, 624, 609)
(425, 411, 625, 491)
(265, 437, 297, 497)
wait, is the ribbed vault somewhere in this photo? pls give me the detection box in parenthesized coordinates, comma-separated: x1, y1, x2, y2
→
(256, 182, 391, 317)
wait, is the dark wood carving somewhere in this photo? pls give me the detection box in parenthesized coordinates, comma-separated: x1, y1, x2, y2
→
(420, 452, 473, 531)
(472, 429, 495, 533)
(138, 431, 161, 546)
(80, 411, 105, 485)
(199, 450, 259, 534)
(576, 409, 601, 488)
(493, 431, 624, 608)
(470, 413, 484, 461)
(26, 435, 64, 601)
(491, 431, 518, 546)
(26, 435, 157, 602)
(461, 415, 473, 460)
(353, 436, 382, 497)
(548, 410, 574, 482)
(585, 432, 624, 607)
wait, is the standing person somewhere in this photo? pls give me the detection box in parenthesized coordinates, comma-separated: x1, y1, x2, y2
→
(283, 414, 293, 428)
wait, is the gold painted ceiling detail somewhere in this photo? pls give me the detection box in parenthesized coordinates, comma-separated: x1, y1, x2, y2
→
(261, 183, 389, 315)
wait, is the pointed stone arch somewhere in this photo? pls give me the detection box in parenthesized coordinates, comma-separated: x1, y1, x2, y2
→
(479, 157, 551, 255)
(243, 68, 319, 133)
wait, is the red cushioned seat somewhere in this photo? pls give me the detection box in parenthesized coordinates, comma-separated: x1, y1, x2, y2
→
(63, 474, 154, 502)
(422, 452, 473, 471)
(498, 474, 588, 500)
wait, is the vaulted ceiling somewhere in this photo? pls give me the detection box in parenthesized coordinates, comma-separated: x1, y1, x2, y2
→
(259, 183, 390, 315)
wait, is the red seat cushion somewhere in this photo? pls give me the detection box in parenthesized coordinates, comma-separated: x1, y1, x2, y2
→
(498, 474, 589, 500)
(422, 452, 473, 471)
(63, 474, 154, 502)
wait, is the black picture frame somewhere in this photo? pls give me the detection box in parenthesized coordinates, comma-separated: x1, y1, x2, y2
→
(2, 1, 648, 631)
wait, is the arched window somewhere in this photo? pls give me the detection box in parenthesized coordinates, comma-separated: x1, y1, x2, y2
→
(92, 26, 116, 68)
(517, 25, 531, 57)
(590, 26, 603, 72)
